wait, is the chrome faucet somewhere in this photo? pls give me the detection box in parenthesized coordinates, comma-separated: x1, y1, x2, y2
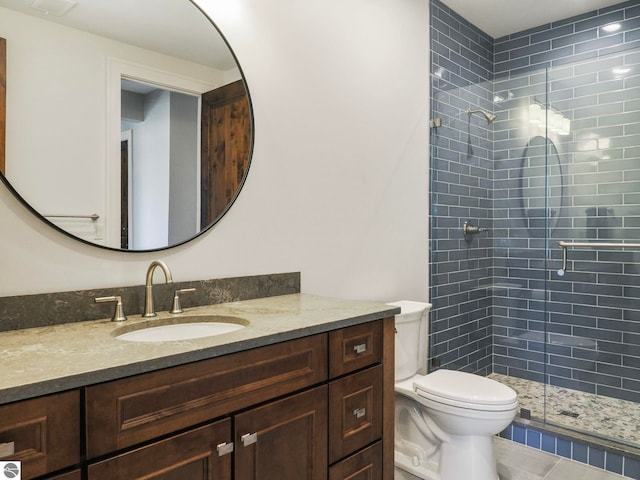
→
(143, 260, 173, 317)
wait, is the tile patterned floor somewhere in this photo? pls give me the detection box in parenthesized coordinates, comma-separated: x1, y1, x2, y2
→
(496, 437, 631, 480)
(489, 373, 640, 447)
(395, 438, 630, 479)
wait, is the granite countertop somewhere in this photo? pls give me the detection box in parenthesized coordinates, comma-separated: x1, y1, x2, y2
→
(0, 293, 399, 405)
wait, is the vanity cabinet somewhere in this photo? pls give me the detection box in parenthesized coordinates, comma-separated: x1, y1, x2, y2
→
(4, 316, 393, 480)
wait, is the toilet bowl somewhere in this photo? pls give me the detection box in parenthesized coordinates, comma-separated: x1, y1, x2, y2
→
(389, 301, 518, 480)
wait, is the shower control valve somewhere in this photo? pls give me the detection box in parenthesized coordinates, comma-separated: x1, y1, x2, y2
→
(463, 220, 489, 240)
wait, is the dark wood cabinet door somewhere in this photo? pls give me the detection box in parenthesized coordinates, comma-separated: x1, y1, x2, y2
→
(0, 390, 80, 479)
(88, 420, 231, 480)
(235, 386, 328, 480)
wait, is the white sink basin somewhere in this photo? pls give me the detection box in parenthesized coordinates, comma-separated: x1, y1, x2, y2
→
(115, 316, 247, 342)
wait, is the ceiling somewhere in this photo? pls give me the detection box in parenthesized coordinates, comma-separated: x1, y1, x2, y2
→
(0, 0, 237, 71)
(439, 0, 627, 38)
(1, 0, 627, 66)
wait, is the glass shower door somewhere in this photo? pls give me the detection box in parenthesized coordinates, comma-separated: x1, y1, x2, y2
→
(541, 47, 640, 448)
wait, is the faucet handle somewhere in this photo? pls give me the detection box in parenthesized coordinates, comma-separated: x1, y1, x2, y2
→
(95, 295, 127, 322)
(170, 288, 196, 314)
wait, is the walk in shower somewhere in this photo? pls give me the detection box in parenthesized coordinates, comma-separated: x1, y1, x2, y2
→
(429, 0, 640, 470)
(492, 46, 640, 445)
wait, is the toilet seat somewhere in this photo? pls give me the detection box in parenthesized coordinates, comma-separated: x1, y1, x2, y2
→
(413, 369, 518, 411)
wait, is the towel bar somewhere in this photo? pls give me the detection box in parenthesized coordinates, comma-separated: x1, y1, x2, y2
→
(558, 241, 640, 275)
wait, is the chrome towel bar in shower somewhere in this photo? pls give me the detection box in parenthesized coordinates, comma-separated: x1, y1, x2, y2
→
(558, 240, 640, 275)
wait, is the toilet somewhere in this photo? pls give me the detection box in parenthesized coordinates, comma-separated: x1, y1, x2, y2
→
(389, 301, 518, 480)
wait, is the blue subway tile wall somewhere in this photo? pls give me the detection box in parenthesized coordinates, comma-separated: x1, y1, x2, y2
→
(430, 0, 640, 399)
(494, 0, 640, 77)
(500, 424, 640, 479)
(429, 0, 494, 375)
(430, 0, 640, 474)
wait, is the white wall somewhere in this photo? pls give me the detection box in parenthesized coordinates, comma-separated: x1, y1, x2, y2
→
(132, 90, 171, 250)
(0, 0, 430, 304)
(168, 93, 200, 246)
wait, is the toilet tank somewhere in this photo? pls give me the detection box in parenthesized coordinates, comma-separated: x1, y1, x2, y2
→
(387, 301, 432, 381)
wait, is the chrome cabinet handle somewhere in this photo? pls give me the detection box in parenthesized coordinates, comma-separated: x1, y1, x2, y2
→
(353, 408, 366, 419)
(353, 343, 367, 354)
(217, 442, 234, 456)
(241, 432, 257, 446)
(0, 441, 15, 457)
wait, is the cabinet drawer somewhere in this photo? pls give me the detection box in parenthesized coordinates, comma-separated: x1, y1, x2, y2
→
(0, 390, 80, 479)
(86, 334, 327, 458)
(88, 419, 231, 480)
(329, 321, 382, 378)
(329, 365, 383, 463)
(47, 470, 81, 480)
(329, 442, 382, 480)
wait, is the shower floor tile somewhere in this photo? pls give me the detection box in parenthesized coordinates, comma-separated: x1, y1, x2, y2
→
(489, 373, 640, 448)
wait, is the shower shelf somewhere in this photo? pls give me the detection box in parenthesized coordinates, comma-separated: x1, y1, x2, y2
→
(558, 240, 640, 274)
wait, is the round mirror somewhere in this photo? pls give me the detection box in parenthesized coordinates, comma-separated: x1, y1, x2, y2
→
(0, 0, 253, 251)
(520, 136, 563, 236)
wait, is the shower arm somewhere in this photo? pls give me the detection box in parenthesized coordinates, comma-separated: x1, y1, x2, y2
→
(558, 241, 640, 274)
(467, 108, 497, 124)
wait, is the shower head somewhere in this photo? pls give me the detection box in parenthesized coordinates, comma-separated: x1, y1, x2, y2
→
(467, 109, 497, 124)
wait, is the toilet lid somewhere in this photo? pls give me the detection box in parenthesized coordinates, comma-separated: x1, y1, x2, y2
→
(413, 370, 517, 406)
